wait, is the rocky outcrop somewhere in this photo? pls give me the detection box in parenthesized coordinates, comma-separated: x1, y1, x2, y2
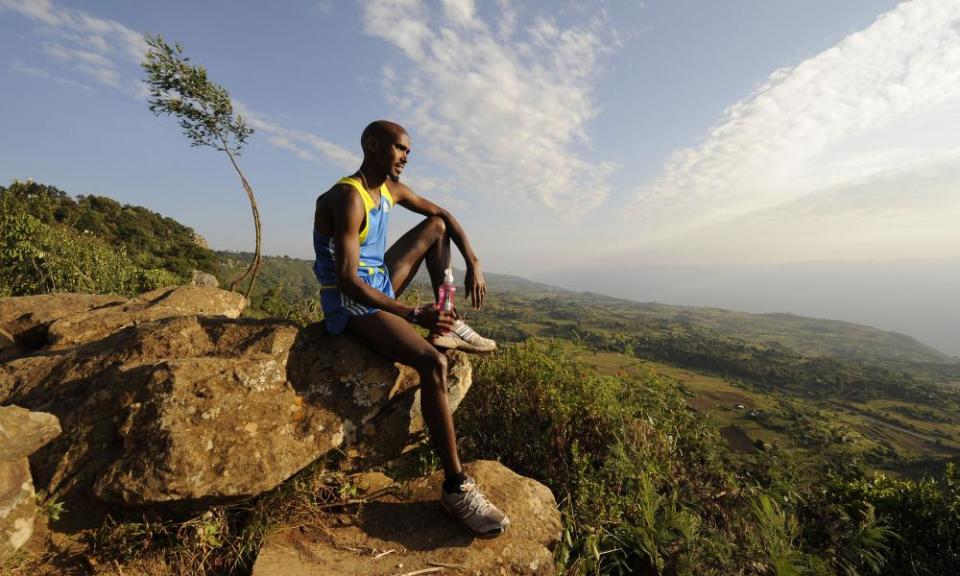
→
(190, 270, 220, 288)
(0, 293, 125, 359)
(0, 405, 61, 559)
(45, 285, 247, 350)
(0, 289, 470, 510)
(0, 287, 559, 573)
(288, 324, 474, 466)
(190, 232, 210, 250)
(253, 460, 563, 576)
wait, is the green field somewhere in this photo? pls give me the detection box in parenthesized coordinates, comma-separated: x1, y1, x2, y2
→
(565, 345, 960, 478)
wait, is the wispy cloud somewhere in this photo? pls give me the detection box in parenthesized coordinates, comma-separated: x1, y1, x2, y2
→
(1, 0, 143, 93)
(634, 0, 960, 232)
(41, 40, 121, 87)
(235, 103, 359, 170)
(2, 0, 358, 171)
(632, 151, 960, 266)
(361, 0, 615, 216)
(11, 60, 92, 91)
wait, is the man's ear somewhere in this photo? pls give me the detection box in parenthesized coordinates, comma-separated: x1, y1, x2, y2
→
(364, 136, 378, 151)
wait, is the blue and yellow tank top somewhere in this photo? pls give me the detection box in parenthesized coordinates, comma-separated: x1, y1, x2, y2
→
(313, 176, 394, 286)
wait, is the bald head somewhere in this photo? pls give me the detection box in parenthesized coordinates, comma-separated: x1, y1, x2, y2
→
(361, 120, 407, 155)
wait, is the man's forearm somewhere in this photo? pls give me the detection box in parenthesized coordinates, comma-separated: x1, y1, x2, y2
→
(337, 276, 412, 318)
(439, 210, 479, 266)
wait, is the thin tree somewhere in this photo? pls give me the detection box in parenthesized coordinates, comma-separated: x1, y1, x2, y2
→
(141, 34, 261, 298)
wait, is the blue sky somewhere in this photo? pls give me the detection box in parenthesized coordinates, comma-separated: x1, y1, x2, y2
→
(2, 0, 957, 278)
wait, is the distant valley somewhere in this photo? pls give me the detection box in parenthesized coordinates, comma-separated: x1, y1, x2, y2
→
(538, 259, 960, 358)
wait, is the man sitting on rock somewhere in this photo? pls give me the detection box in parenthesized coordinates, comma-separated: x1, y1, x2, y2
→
(312, 120, 508, 536)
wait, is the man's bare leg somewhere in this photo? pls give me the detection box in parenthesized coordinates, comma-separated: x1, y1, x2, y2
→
(385, 216, 496, 353)
(346, 310, 462, 478)
(385, 215, 450, 300)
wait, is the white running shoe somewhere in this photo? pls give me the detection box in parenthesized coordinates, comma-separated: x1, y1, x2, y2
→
(430, 320, 497, 353)
(440, 476, 510, 536)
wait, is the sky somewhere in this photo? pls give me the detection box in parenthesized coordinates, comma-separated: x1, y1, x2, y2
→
(2, 0, 958, 279)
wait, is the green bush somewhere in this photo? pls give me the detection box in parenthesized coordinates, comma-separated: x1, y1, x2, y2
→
(1, 179, 218, 278)
(826, 464, 960, 575)
(457, 340, 800, 574)
(0, 211, 180, 297)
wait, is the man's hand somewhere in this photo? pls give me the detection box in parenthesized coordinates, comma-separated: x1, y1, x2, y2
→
(465, 263, 486, 309)
(418, 303, 456, 333)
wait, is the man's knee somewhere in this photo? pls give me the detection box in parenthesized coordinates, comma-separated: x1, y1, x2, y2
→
(417, 348, 447, 383)
(426, 215, 446, 238)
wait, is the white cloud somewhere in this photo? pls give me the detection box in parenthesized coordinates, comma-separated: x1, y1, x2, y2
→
(634, 0, 960, 236)
(441, 0, 475, 26)
(41, 41, 121, 87)
(11, 60, 92, 91)
(236, 103, 360, 170)
(1, 0, 144, 92)
(360, 0, 614, 216)
(637, 151, 960, 265)
(0, 0, 62, 26)
(3, 0, 357, 171)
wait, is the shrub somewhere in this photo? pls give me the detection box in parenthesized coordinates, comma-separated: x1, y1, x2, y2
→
(0, 211, 180, 297)
(457, 340, 770, 574)
(827, 464, 960, 575)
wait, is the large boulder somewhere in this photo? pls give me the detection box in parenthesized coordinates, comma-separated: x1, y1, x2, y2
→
(0, 293, 125, 358)
(0, 405, 61, 559)
(287, 323, 474, 466)
(0, 293, 471, 511)
(252, 460, 563, 576)
(45, 285, 247, 350)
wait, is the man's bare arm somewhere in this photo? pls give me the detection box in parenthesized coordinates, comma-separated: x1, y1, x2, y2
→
(333, 187, 413, 317)
(388, 180, 487, 308)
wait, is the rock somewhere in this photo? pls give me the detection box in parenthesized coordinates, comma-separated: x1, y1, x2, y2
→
(0, 405, 61, 559)
(0, 293, 126, 356)
(355, 348, 472, 464)
(286, 324, 473, 466)
(252, 460, 562, 576)
(0, 458, 36, 559)
(0, 326, 14, 350)
(0, 405, 61, 462)
(1, 305, 472, 510)
(190, 232, 210, 250)
(190, 270, 219, 288)
(0, 326, 14, 362)
(45, 286, 247, 350)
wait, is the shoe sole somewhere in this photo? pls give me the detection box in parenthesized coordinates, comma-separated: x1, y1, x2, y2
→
(439, 497, 508, 537)
(429, 335, 497, 354)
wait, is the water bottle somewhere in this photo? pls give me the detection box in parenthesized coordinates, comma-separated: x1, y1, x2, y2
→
(437, 268, 456, 313)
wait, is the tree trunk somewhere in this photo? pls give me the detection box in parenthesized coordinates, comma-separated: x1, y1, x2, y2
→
(222, 143, 261, 300)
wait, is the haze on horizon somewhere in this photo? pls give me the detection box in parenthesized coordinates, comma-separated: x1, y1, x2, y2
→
(1, 0, 957, 355)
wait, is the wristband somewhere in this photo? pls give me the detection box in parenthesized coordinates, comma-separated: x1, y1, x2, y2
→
(407, 305, 422, 325)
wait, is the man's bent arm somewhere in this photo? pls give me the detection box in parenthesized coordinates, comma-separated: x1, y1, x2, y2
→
(389, 181, 478, 265)
(333, 188, 414, 318)
(388, 180, 487, 307)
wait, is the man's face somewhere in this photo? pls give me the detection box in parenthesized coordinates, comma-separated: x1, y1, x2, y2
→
(381, 131, 410, 182)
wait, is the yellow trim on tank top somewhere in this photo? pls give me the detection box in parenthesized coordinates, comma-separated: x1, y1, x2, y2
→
(338, 177, 393, 244)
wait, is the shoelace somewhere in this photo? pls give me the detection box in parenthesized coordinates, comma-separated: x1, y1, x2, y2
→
(461, 482, 494, 516)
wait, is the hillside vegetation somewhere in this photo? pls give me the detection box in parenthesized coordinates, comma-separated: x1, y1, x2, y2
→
(0, 179, 217, 284)
(0, 180, 189, 296)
